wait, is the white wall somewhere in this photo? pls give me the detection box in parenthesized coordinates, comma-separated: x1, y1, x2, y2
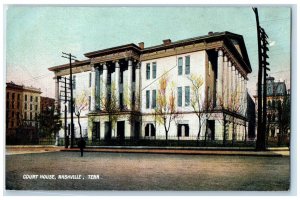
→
(140, 51, 206, 114)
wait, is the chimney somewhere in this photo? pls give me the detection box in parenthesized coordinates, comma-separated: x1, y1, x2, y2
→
(138, 42, 144, 49)
(208, 31, 214, 35)
(163, 39, 171, 46)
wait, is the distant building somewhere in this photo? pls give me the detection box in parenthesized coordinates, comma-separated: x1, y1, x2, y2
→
(40, 96, 55, 111)
(6, 82, 42, 141)
(254, 77, 290, 139)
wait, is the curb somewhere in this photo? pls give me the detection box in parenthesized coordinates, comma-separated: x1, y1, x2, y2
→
(60, 148, 286, 157)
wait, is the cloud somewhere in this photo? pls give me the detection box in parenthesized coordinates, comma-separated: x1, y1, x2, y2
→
(269, 40, 276, 47)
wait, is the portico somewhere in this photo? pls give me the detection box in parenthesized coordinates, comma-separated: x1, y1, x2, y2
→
(84, 44, 141, 141)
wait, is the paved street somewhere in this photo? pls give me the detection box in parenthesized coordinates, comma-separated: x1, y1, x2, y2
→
(5, 151, 290, 191)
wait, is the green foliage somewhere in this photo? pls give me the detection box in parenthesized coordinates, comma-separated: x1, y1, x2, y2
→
(37, 107, 62, 138)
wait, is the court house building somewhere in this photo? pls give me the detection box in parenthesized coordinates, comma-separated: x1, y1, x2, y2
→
(49, 31, 252, 143)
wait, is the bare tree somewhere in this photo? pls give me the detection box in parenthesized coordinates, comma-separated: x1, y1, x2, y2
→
(154, 74, 178, 143)
(74, 91, 89, 138)
(188, 74, 214, 145)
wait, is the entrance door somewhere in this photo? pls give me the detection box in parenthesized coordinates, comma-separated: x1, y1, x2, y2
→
(117, 121, 125, 141)
(92, 122, 100, 141)
(207, 120, 215, 140)
(104, 122, 111, 141)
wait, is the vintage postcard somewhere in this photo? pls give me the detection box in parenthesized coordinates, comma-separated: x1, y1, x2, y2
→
(5, 5, 291, 192)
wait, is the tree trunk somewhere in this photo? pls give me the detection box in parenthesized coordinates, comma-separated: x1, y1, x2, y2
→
(197, 117, 201, 146)
(222, 113, 227, 146)
(76, 114, 82, 138)
(204, 120, 208, 146)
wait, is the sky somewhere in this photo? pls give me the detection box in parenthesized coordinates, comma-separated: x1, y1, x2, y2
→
(5, 6, 291, 98)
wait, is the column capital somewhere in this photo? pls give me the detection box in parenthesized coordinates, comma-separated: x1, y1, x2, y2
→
(228, 60, 232, 67)
(218, 49, 223, 57)
(115, 61, 120, 68)
(102, 63, 108, 70)
(91, 64, 97, 72)
(224, 55, 228, 62)
(136, 62, 141, 69)
(128, 59, 133, 66)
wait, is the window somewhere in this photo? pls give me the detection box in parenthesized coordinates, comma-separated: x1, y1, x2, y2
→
(25, 95, 27, 101)
(89, 73, 92, 87)
(30, 96, 33, 102)
(185, 86, 190, 106)
(132, 92, 135, 105)
(152, 62, 157, 79)
(17, 94, 20, 101)
(35, 105, 38, 111)
(12, 111, 14, 118)
(30, 112, 32, 120)
(146, 63, 151, 80)
(178, 57, 183, 75)
(12, 101, 14, 109)
(24, 112, 27, 120)
(89, 96, 91, 111)
(177, 87, 182, 107)
(146, 90, 150, 109)
(120, 93, 124, 110)
(151, 90, 156, 108)
(35, 113, 37, 120)
(68, 100, 72, 113)
(207, 86, 211, 104)
(185, 56, 190, 75)
(73, 75, 76, 89)
(12, 93, 15, 100)
(35, 97, 38, 102)
(30, 104, 32, 111)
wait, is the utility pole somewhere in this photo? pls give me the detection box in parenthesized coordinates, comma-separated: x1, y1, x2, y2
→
(62, 52, 77, 148)
(253, 8, 270, 151)
(59, 77, 71, 148)
(261, 27, 270, 149)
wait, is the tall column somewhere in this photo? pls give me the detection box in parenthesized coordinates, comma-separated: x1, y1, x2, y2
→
(135, 62, 141, 109)
(103, 64, 108, 103)
(128, 59, 133, 110)
(228, 61, 232, 110)
(231, 65, 236, 108)
(54, 76, 60, 113)
(240, 76, 245, 115)
(239, 74, 243, 114)
(115, 61, 120, 108)
(235, 69, 239, 107)
(217, 49, 224, 107)
(90, 65, 96, 112)
(244, 79, 248, 116)
(223, 55, 228, 108)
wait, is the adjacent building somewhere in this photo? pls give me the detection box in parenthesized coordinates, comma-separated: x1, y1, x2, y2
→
(49, 31, 252, 143)
(6, 82, 42, 141)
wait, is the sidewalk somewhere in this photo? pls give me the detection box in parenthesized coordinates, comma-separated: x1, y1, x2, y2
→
(6, 145, 290, 156)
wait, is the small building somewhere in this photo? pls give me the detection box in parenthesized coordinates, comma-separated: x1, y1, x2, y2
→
(40, 96, 55, 111)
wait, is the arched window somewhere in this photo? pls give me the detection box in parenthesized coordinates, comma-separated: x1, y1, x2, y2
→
(177, 124, 189, 137)
(145, 123, 156, 137)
